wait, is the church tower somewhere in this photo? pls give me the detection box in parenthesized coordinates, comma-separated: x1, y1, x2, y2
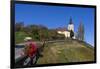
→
(68, 17, 74, 32)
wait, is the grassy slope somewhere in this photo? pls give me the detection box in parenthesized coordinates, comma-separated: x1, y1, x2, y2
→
(15, 32, 28, 44)
(37, 39, 94, 64)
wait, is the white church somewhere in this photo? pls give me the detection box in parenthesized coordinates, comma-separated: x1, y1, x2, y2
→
(57, 18, 75, 39)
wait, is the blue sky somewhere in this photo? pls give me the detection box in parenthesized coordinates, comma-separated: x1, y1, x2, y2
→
(15, 4, 95, 46)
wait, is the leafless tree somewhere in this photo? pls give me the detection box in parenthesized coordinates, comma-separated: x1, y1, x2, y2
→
(77, 21, 84, 41)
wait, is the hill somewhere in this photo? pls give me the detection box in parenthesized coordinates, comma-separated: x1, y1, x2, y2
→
(36, 39, 94, 64)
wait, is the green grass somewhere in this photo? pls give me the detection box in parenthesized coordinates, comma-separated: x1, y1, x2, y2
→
(15, 32, 94, 64)
(15, 32, 29, 44)
(37, 40, 94, 64)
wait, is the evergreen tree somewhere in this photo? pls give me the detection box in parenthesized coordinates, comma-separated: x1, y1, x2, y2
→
(70, 30, 74, 38)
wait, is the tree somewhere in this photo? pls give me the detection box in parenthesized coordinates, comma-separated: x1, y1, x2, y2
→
(77, 22, 84, 41)
(39, 29, 49, 41)
(70, 30, 74, 38)
(15, 22, 24, 32)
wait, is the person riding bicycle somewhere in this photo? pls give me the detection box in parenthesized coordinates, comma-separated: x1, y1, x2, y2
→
(24, 37, 37, 65)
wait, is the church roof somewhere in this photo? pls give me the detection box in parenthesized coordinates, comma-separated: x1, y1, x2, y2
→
(56, 27, 71, 32)
(56, 27, 67, 32)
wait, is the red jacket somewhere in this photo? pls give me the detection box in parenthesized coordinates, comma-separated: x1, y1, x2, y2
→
(28, 43, 37, 58)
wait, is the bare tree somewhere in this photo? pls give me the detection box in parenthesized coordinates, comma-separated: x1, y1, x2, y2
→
(15, 22, 24, 32)
(77, 21, 84, 41)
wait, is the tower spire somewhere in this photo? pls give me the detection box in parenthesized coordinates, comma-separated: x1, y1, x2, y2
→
(69, 17, 73, 24)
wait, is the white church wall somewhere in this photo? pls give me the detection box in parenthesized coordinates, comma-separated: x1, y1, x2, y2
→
(68, 24, 74, 31)
(57, 31, 64, 34)
(57, 31, 70, 38)
(64, 31, 70, 38)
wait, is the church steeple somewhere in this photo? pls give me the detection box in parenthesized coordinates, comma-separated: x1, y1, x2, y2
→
(69, 17, 73, 24)
(68, 17, 74, 32)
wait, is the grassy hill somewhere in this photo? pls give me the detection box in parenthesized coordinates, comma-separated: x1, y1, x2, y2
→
(36, 39, 94, 64)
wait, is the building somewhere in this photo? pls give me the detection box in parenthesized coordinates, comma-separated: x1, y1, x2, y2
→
(57, 18, 75, 39)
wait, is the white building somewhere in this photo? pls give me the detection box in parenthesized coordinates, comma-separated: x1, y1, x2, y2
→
(57, 18, 75, 39)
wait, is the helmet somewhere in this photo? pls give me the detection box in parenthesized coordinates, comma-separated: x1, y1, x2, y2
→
(24, 37, 32, 41)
